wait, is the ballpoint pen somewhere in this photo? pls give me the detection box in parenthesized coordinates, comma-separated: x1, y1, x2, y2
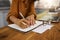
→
(19, 12, 28, 26)
(19, 12, 25, 19)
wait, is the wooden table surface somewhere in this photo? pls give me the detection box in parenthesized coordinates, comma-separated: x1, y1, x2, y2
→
(0, 23, 60, 40)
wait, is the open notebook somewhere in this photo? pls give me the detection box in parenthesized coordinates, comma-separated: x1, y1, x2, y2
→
(8, 21, 43, 32)
(8, 21, 53, 33)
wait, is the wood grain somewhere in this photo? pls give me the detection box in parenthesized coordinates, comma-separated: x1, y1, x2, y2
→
(0, 23, 60, 40)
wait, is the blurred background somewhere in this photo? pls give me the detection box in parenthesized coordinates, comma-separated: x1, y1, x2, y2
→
(0, 0, 60, 28)
(0, 0, 11, 28)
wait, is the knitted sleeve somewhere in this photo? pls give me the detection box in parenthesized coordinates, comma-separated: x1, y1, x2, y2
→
(7, 0, 19, 24)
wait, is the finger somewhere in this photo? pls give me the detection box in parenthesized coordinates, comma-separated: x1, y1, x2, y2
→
(18, 19, 29, 29)
(22, 22, 29, 27)
(31, 15, 35, 25)
(31, 17, 35, 25)
(27, 16, 34, 25)
(20, 19, 29, 26)
(26, 17, 31, 25)
(26, 15, 35, 25)
(23, 19, 30, 26)
(32, 17, 35, 25)
(32, 19, 35, 25)
(20, 22, 29, 28)
(30, 17, 34, 25)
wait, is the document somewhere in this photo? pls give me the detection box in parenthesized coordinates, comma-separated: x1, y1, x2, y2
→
(8, 21, 43, 32)
(32, 24, 53, 34)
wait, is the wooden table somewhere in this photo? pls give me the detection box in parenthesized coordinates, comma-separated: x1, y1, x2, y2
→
(0, 23, 60, 40)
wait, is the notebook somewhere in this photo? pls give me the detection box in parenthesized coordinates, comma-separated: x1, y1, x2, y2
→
(8, 21, 43, 32)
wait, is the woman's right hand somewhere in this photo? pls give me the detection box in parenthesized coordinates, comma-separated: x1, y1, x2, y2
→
(15, 19, 30, 29)
(10, 16, 30, 29)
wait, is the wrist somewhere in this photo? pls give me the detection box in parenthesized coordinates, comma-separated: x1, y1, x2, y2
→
(10, 16, 20, 23)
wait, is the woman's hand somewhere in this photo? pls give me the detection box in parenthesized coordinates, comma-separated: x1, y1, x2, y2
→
(15, 19, 30, 29)
(10, 15, 35, 29)
(10, 16, 30, 29)
(26, 15, 35, 25)
(15, 14, 35, 29)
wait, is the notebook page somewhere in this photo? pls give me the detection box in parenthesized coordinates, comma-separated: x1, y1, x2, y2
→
(32, 24, 53, 34)
(8, 21, 43, 32)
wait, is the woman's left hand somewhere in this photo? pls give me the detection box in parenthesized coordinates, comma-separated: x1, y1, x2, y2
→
(26, 15, 35, 25)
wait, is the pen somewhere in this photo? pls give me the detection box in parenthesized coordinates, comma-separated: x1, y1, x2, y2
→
(19, 12, 25, 19)
(19, 12, 28, 25)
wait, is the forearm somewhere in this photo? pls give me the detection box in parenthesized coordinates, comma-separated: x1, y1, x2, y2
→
(10, 16, 19, 23)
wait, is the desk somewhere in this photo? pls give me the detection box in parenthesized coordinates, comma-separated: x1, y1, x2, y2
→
(0, 23, 60, 40)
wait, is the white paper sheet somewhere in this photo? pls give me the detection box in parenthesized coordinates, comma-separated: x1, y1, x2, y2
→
(8, 21, 43, 32)
(32, 24, 53, 34)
